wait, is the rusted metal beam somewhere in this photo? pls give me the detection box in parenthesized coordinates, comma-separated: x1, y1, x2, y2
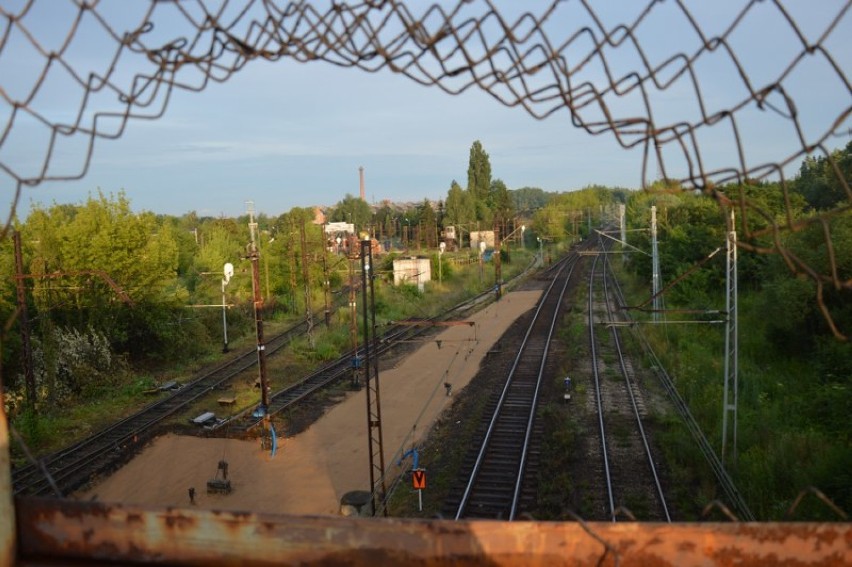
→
(392, 320, 475, 327)
(16, 497, 851, 566)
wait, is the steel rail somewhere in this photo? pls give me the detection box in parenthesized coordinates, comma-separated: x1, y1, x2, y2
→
(605, 259, 755, 521)
(600, 252, 671, 521)
(588, 252, 617, 521)
(454, 253, 579, 519)
(508, 257, 578, 520)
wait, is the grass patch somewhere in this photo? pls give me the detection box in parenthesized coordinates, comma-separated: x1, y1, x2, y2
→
(10, 375, 158, 462)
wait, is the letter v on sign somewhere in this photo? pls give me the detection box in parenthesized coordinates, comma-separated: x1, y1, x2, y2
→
(412, 468, 426, 490)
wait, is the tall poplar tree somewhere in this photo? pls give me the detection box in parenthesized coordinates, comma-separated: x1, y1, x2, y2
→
(467, 140, 492, 212)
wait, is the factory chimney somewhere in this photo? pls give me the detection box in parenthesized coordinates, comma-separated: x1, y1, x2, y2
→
(359, 166, 365, 201)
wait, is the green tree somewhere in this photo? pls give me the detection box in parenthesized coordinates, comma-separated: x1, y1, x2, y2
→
(532, 205, 567, 243)
(490, 178, 515, 229)
(756, 210, 852, 349)
(793, 141, 852, 211)
(512, 186, 554, 214)
(374, 201, 397, 240)
(534, 185, 620, 242)
(331, 194, 372, 232)
(195, 221, 243, 275)
(269, 207, 331, 319)
(0, 231, 19, 382)
(272, 207, 319, 312)
(18, 191, 205, 379)
(417, 199, 438, 248)
(25, 191, 179, 307)
(656, 193, 727, 306)
(444, 180, 475, 228)
(467, 140, 492, 217)
(164, 213, 201, 280)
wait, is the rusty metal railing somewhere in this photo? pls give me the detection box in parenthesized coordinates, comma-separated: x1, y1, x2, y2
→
(12, 496, 852, 566)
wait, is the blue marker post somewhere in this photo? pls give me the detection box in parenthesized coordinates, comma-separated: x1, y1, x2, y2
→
(400, 448, 420, 470)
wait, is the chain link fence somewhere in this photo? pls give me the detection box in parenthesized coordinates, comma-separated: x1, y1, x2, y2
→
(1, 0, 850, 334)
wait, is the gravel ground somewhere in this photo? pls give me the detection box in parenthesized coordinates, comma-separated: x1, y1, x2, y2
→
(74, 290, 544, 516)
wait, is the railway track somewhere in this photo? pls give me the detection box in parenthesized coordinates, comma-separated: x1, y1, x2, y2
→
(12, 319, 310, 497)
(605, 248, 754, 521)
(13, 264, 529, 497)
(226, 286, 499, 432)
(444, 251, 584, 520)
(585, 243, 670, 521)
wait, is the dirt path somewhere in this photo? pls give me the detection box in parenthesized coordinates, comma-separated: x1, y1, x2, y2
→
(76, 290, 542, 516)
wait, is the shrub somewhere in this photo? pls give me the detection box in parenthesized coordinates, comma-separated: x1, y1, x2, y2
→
(8, 325, 127, 415)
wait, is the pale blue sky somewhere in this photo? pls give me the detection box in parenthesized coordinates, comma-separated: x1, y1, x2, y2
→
(1, 1, 849, 219)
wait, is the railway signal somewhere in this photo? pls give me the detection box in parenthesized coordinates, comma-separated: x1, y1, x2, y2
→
(400, 448, 425, 511)
(222, 262, 233, 353)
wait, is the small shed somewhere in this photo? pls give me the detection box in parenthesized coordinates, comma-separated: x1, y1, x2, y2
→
(393, 257, 432, 291)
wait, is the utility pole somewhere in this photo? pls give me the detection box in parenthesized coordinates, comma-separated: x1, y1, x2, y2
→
(300, 219, 315, 348)
(537, 237, 543, 267)
(246, 202, 269, 412)
(322, 256, 331, 327)
(619, 204, 627, 265)
(289, 248, 298, 313)
(349, 255, 361, 389)
(651, 206, 661, 322)
(13, 231, 36, 411)
(438, 242, 445, 285)
(222, 263, 233, 353)
(360, 238, 387, 516)
(722, 209, 739, 469)
(494, 222, 502, 299)
(263, 247, 271, 301)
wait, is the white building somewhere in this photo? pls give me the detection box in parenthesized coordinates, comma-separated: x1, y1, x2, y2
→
(392, 257, 432, 291)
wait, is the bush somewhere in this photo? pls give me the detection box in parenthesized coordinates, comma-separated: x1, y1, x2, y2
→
(7, 325, 127, 415)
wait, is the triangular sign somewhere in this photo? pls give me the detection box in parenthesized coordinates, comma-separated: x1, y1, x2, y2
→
(412, 469, 426, 490)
